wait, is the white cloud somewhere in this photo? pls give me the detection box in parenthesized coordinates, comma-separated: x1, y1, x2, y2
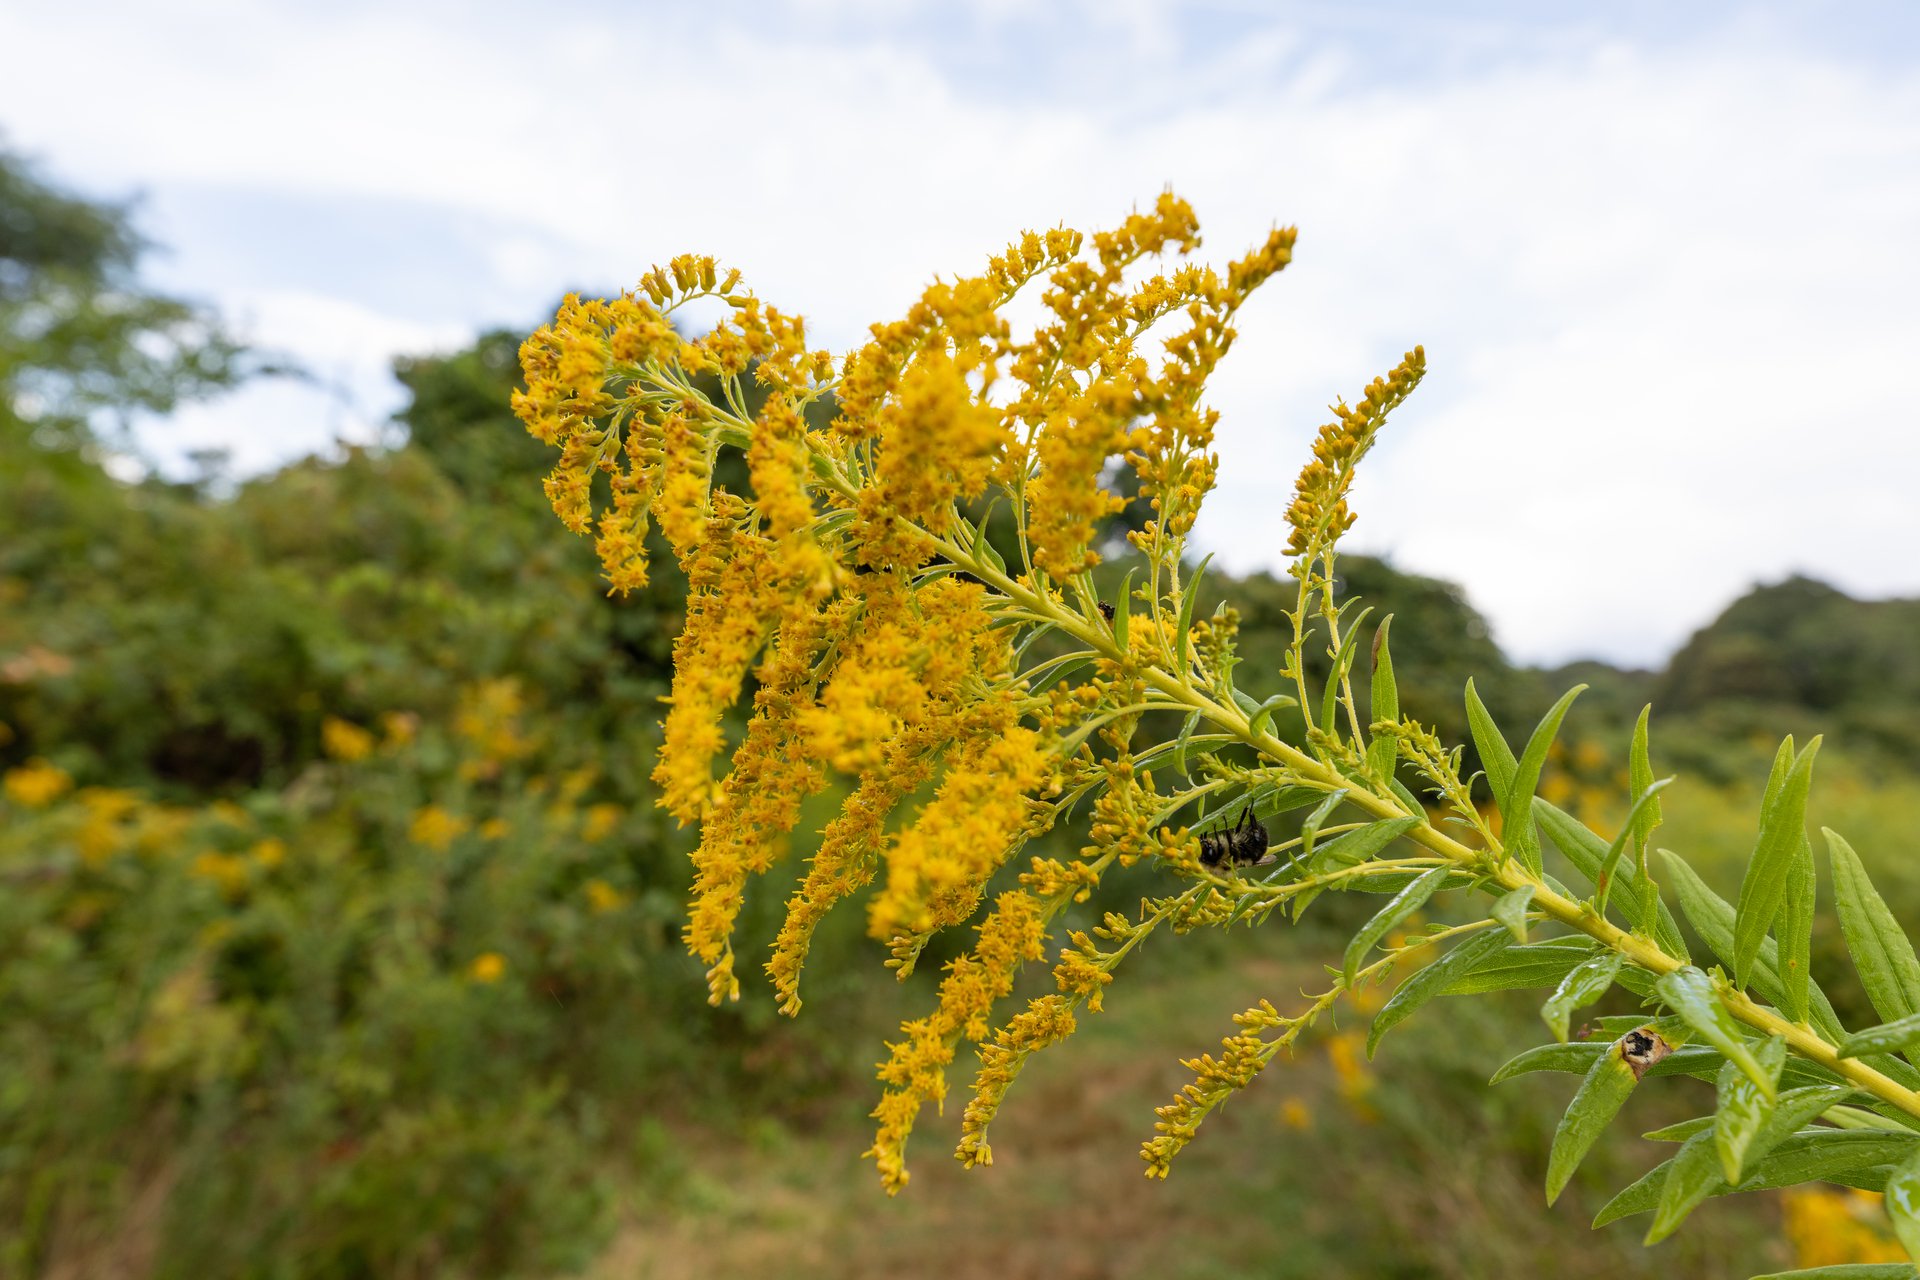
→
(1, 1, 1915, 665)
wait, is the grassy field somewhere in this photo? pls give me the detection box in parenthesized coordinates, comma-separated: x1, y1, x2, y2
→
(581, 939, 1869, 1280)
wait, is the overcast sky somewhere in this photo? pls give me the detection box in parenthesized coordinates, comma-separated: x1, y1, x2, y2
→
(3, 1, 1916, 667)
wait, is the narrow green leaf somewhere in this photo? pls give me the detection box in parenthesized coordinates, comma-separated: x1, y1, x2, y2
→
(1368, 927, 1510, 1058)
(1319, 606, 1374, 746)
(1630, 704, 1665, 938)
(1828, 828, 1920, 1052)
(1029, 653, 1094, 693)
(1595, 778, 1675, 917)
(1464, 677, 1516, 801)
(1733, 737, 1821, 991)
(1542, 952, 1625, 1044)
(1343, 865, 1453, 988)
(1174, 552, 1214, 678)
(1492, 1041, 1607, 1084)
(1305, 816, 1420, 873)
(1366, 615, 1399, 781)
(1629, 704, 1663, 851)
(1655, 967, 1774, 1099)
(1296, 789, 1352, 862)
(1761, 735, 1797, 813)
(1109, 567, 1136, 651)
(1715, 1036, 1787, 1183)
(1501, 684, 1586, 877)
(1645, 1116, 1716, 1143)
(1647, 1129, 1724, 1243)
(1450, 938, 1596, 997)
(1659, 849, 1847, 1044)
(1171, 710, 1201, 781)
(1595, 1117, 1906, 1226)
(1839, 1013, 1920, 1060)
(1538, 801, 1690, 961)
(1885, 1146, 1920, 1264)
(1778, 835, 1816, 1025)
(1546, 1042, 1642, 1204)
(1246, 692, 1298, 741)
(1386, 775, 1424, 813)
(1493, 884, 1536, 942)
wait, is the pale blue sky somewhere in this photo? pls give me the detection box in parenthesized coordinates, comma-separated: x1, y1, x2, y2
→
(4, 1, 1917, 666)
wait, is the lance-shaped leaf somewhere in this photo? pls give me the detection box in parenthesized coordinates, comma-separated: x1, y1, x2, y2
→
(1655, 967, 1774, 1099)
(1343, 864, 1452, 987)
(1886, 1145, 1920, 1265)
(1449, 937, 1595, 996)
(1367, 927, 1510, 1058)
(1366, 616, 1399, 781)
(1716, 1035, 1787, 1183)
(1493, 883, 1536, 942)
(1647, 1128, 1726, 1243)
(1304, 815, 1420, 875)
(1732, 737, 1821, 992)
(1246, 693, 1298, 742)
(1660, 850, 1847, 1045)
(1464, 677, 1516, 800)
(1318, 605, 1374, 745)
(1595, 778, 1675, 917)
(1546, 1034, 1647, 1203)
(1594, 1090, 1893, 1226)
(1828, 828, 1920, 1052)
(1778, 835, 1816, 1025)
(1501, 685, 1586, 877)
(1628, 704, 1663, 850)
(1542, 952, 1625, 1044)
(1171, 710, 1202, 780)
(1645, 1115, 1716, 1143)
(1838, 1012, 1920, 1060)
(1538, 801, 1690, 961)
(1174, 552, 1214, 678)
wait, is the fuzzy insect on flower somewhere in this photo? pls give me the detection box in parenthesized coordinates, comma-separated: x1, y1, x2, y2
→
(517, 198, 1920, 1273)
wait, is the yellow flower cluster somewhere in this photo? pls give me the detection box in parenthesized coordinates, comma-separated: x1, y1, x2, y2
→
(868, 889, 1050, 1193)
(1283, 346, 1427, 559)
(516, 199, 1324, 1195)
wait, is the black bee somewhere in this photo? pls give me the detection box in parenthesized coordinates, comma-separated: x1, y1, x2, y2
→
(1197, 807, 1270, 869)
(1097, 601, 1116, 621)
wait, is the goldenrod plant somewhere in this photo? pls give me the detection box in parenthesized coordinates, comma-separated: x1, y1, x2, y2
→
(516, 196, 1920, 1276)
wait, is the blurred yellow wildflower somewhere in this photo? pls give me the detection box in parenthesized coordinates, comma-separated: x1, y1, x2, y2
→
(581, 803, 622, 843)
(4, 758, 72, 808)
(1781, 1187, 1908, 1267)
(321, 716, 376, 762)
(469, 952, 507, 984)
(585, 878, 626, 915)
(190, 851, 250, 900)
(409, 805, 469, 852)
